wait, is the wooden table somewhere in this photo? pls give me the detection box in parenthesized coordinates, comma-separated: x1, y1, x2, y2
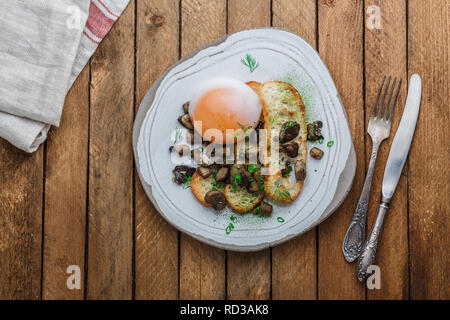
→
(0, 0, 448, 300)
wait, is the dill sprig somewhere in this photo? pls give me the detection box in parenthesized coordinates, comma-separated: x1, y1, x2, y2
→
(241, 54, 259, 73)
(267, 184, 292, 202)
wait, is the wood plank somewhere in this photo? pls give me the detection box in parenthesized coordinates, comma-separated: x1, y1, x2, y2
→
(179, 0, 227, 300)
(317, 0, 365, 299)
(226, 0, 271, 301)
(408, 0, 449, 300)
(42, 66, 89, 299)
(271, 0, 317, 300)
(87, 3, 135, 299)
(135, 0, 180, 300)
(0, 144, 43, 299)
(364, 0, 408, 300)
(227, 0, 271, 33)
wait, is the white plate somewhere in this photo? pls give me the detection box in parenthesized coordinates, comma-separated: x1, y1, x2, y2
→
(133, 28, 356, 252)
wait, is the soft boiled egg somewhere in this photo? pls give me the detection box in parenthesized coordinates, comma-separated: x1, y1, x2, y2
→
(189, 77, 262, 144)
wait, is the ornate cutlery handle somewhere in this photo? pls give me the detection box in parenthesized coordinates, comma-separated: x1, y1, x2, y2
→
(356, 201, 388, 282)
(342, 143, 380, 262)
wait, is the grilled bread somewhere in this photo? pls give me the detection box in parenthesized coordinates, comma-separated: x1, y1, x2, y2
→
(250, 81, 308, 203)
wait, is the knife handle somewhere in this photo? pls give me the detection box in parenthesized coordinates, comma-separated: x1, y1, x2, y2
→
(356, 201, 389, 282)
(342, 143, 380, 262)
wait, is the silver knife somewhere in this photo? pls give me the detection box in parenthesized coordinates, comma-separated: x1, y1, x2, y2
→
(356, 74, 422, 281)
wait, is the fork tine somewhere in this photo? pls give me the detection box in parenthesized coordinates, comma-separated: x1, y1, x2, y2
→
(378, 76, 392, 117)
(388, 78, 402, 122)
(371, 76, 386, 117)
(383, 77, 397, 119)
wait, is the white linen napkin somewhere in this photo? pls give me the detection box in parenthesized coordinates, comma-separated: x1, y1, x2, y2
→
(0, 0, 130, 153)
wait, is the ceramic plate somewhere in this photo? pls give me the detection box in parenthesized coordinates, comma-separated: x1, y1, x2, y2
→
(133, 28, 356, 251)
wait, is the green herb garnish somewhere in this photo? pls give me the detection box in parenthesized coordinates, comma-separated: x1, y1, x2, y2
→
(318, 137, 324, 144)
(285, 121, 296, 130)
(327, 140, 335, 147)
(174, 128, 182, 144)
(248, 164, 259, 173)
(241, 53, 259, 73)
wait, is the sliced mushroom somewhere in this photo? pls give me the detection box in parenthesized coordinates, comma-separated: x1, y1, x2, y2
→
(294, 159, 306, 181)
(307, 120, 324, 141)
(204, 190, 227, 210)
(310, 147, 324, 160)
(259, 201, 273, 216)
(248, 181, 259, 193)
(169, 144, 190, 156)
(197, 166, 212, 178)
(182, 101, 190, 114)
(280, 121, 300, 143)
(172, 166, 196, 185)
(230, 165, 249, 188)
(280, 142, 299, 158)
(178, 114, 194, 130)
(215, 167, 229, 182)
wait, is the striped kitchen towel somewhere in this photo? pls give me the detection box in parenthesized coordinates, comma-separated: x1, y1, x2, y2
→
(0, 0, 130, 153)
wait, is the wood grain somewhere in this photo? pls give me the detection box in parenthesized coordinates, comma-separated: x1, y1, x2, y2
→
(364, 0, 408, 300)
(227, 0, 271, 34)
(179, 0, 227, 300)
(408, 0, 449, 300)
(0, 143, 43, 299)
(271, 0, 317, 300)
(317, 0, 365, 299)
(226, 0, 271, 300)
(87, 3, 134, 299)
(42, 66, 89, 299)
(135, 0, 180, 300)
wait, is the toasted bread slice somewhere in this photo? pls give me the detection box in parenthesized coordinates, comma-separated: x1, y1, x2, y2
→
(254, 81, 308, 203)
(224, 184, 265, 213)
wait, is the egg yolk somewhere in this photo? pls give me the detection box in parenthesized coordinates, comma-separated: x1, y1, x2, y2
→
(191, 87, 260, 144)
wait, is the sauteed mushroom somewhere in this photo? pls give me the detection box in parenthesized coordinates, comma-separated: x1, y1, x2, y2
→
(215, 167, 229, 182)
(310, 147, 324, 160)
(294, 159, 306, 181)
(178, 114, 194, 130)
(172, 166, 196, 185)
(280, 142, 299, 158)
(204, 190, 227, 210)
(280, 121, 300, 143)
(258, 201, 273, 216)
(197, 166, 212, 178)
(248, 181, 259, 193)
(182, 101, 190, 114)
(307, 120, 323, 141)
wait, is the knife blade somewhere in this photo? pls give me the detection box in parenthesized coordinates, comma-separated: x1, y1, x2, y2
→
(381, 74, 422, 202)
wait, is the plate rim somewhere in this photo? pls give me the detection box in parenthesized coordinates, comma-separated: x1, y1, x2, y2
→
(132, 27, 356, 252)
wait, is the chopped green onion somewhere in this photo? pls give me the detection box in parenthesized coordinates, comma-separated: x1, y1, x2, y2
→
(327, 140, 335, 147)
(318, 138, 324, 144)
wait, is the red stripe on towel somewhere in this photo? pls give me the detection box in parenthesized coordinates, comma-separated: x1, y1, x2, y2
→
(83, 30, 100, 44)
(86, 1, 115, 40)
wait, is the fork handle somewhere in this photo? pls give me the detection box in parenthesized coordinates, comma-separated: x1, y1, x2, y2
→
(342, 142, 380, 262)
(356, 200, 389, 281)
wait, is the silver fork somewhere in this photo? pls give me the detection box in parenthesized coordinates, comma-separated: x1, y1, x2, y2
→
(342, 76, 402, 263)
